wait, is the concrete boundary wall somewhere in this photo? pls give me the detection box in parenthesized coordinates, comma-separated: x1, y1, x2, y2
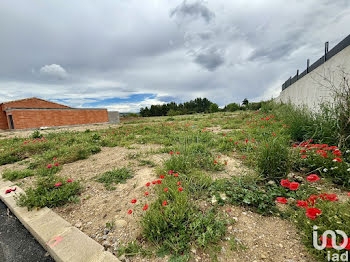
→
(276, 44, 350, 112)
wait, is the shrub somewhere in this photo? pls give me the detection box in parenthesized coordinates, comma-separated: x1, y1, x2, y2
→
(31, 130, 43, 139)
(96, 168, 133, 190)
(2, 169, 34, 181)
(224, 103, 240, 112)
(17, 176, 82, 209)
(257, 137, 290, 181)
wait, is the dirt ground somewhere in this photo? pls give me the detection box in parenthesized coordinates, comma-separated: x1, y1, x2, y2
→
(0, 122, 120, 140)
(0, 136, 318, 261)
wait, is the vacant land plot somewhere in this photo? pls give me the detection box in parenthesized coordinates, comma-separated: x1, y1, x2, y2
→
(1, 108, 349, 262)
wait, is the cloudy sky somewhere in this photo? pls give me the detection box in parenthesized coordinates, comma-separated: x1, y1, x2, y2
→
(1, 0, 349, 112)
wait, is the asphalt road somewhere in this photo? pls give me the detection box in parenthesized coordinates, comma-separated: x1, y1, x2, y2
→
(0, 200, 54, 262)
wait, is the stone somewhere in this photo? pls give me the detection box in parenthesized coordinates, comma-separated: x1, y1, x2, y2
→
(103, 241, 111, 248)
(75, 222, 82, 228)
(115, 219, 127, 228)
(102, 235, 108, 240)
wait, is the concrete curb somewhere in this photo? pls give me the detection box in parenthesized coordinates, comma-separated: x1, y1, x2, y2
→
(0, 179, 120, 262)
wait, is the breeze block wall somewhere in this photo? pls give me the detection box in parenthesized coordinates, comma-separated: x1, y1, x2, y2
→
(8, 109, 108, 129)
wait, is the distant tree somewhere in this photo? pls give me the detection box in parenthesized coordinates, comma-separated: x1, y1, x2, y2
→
(242, 98, 249, 106)
(224, 103, 240, 112)
(209, 103, 219, 113)
(139, 97, 215, 117)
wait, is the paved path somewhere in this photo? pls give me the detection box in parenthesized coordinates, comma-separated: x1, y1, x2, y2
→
(0, 200, 54, 262)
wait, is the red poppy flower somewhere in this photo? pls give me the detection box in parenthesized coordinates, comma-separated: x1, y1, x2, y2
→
(128, 210, 132, 214)
(54, 163, 59, 167)
(348, 192, 350, 197)
(306, 207, 322, 220)
(177, 181, 181, 186)
(326, 194, 338, 202)
(280, 179, 290, 187)
(55, 182, 62, 187)
(234, 142, 238, 145)
(307, 195, 318, 206)
(168, 170, 174, 174)
(276, 197, 288, 204)
(47, 164, 53, 168)
(131, 199, 137, 204)
(143, 204, 148, 211)
(176, 152, 180, 155)
(146, 182, 151, 187)
(229, 139, 232, 142)
(67, 179, 73, 183)
(164, 188, 168, 192)
(300, 149, 307, 153)
(169, 151, 174, 155)
(214, 160, 218, 164)
(162, 200, 167, 206)
(333, 150, 341, 156)
(320, 236, 334, 248)
(301, 155, 308, 159)
(296, 200, 308, 208)
(53, 157, 57, 160)
(242, 155, 246, 159)
(178, 187, 183, 192)
(160, 175, 165, 179)
(174, 173, 179, 177)
(245, 139, 248, 143)
(272, 132, 276, 136)
(224, 161, 227, 166)
(307, 174, 320, 182)
(156, 180, 162, 184)
(145, 192, 149, 196)
(333, 157, 342, 162)
(321, 154, 328, 158)
(152, 181, 156, 184)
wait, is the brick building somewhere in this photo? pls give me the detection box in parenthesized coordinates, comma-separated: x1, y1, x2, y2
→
(0, 97, 110, 130)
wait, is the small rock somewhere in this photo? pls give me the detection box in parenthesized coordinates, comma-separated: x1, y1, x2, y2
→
(115, 219, 128, 228)
(228, 226, 233, 230)
(191, 248, 197, 254)
(232, 216, 238, 222)
(219, 193, 227, 201)
(104, 229, 110, 235)
(287, 172, 295, 179)
(103, 241, 111, 248)
(261, 254, 267, 259)
(279, 243, 283, 248)
(87, 221, 92, 226)
(242, 212, 247, 215)
(119, 254, 127, 262)
(75, 222, 82, 228)
(267, 180, 276, 185)
(221, 247, 226, 253)
(102, 235, 108, 240)
(211, 195, 217, 204)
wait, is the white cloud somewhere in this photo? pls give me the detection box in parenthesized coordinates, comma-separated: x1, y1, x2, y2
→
(104, 98, 165, 113)
(39, 64, 68, 79)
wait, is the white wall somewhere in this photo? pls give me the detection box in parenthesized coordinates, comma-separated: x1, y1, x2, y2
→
(276, 45, 350, 112)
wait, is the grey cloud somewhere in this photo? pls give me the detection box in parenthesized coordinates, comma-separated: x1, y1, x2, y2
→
(170, 0, 215, 23)
(193, 47, 225, 71)
(0, 0, 350, 111)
